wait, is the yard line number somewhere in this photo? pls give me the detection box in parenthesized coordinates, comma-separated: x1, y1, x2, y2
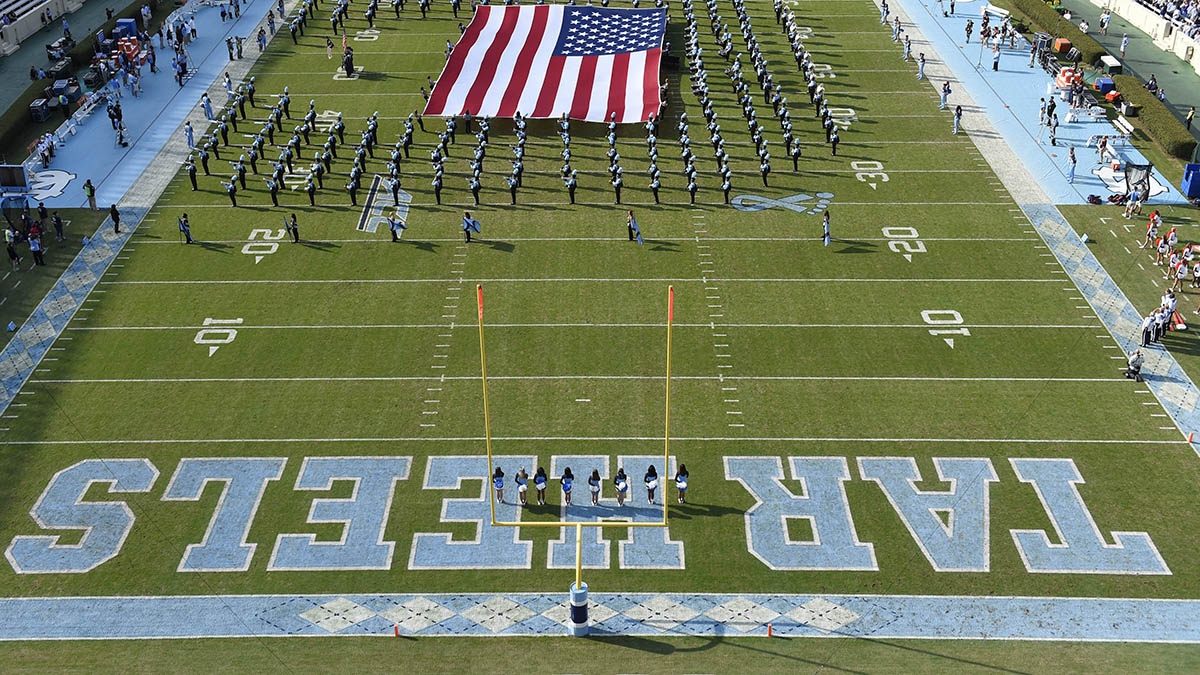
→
(852, 160, 889, 190)
(922, 310, 968, 349)
(243, 228, 287, 264)
(195, 318, 243, 357)
(881, 225, 925, 261)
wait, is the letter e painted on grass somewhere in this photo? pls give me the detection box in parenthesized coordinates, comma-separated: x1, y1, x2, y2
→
(163, 457, 287, 572)
(1009, 458, 1170, 575)
(410, 455, 535, 569)
(725, 456, 876, 571)
(6, 459, 159, 574)
(858, 457, 997, 572)
(267, 457, 410, 571)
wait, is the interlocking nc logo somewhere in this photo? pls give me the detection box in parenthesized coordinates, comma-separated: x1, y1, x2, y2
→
(29, 170, 77, 200)
(730, 192, 834, 214)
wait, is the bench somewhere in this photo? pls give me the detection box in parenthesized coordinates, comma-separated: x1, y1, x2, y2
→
(1112, 115, 1134, 145)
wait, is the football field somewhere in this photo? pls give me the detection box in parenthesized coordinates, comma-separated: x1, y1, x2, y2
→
(3, 0, 1200, 669)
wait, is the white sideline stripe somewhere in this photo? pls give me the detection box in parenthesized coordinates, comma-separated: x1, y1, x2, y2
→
(130, 236, 1038, 245)
(67, 323, 1104, 331)
(100, 278, 1068, 286)
(3, 437, 1182, 445)
(28, 376, 1130, 384)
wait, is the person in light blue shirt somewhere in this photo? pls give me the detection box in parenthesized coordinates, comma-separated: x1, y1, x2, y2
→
(588, 470, 601, 506)
(1067, 147, 1076, 183)
(492, 467, 505, 503)
(184, 121, 194, 149)
(515, 467, 529, 506)
(534, 467, 548, 506)
(561, 467, 574, 505)
(675, 464, 689, 504)
(917, 53, 925, 80)
(614, 468, 629, 507)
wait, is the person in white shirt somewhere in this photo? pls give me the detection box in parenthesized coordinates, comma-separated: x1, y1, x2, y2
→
(1125, 350, 1143, 382)
(1141, 314, 1154, 346)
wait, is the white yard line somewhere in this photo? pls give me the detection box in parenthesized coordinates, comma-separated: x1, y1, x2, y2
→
(67, 322, 1105, 330)
(99, 278, 1071, 285)
(3, 436, 1182, 445)
(28, 376, 1131, 384)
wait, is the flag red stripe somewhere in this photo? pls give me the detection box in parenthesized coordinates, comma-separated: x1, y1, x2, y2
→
(569, 56, 599, 120)
(532, 55, 567, 118)
(424, 6, 492, 115)
(459, 7, 522, 117)
(606, 52, 630, 123)
(496, 5, 550, 118)
(640, 47, 662, 122)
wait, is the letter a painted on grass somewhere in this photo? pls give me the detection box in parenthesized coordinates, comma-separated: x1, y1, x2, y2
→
(858, 457, 997, 572)
(725, 456, 876, 570)
(163, 458, 287, 572)
(268, 457, 410, 571)
(1009, 458, 1170, 575)
(6, 459, 159, 574)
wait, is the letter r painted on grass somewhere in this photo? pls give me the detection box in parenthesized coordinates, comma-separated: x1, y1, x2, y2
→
(858, 457, 997, 572)
(6, 459, 159, 574)
(267, 457, 410, 571)
(162, 458, 287, 572)
(1009, 458, 1171, 575)
(725, 456, 876, 571)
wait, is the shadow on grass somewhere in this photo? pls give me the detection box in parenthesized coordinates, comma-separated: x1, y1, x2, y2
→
(830, 238, 878, 254)
(298, 240, 340, 252)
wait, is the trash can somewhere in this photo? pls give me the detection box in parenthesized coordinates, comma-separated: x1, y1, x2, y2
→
(29, 98, 50, 122)
(1183, 164, 1200, 199)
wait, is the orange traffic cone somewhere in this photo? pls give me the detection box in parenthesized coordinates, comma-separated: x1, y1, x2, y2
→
(767, 623, 773, 637)
(394, 623, 399, 637)
(1189, 432, 1194, 443)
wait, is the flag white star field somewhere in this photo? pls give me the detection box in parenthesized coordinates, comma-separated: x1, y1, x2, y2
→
(424, 6, 667, 122)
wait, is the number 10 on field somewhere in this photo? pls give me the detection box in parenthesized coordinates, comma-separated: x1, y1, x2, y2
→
(922, 310, 968, 349)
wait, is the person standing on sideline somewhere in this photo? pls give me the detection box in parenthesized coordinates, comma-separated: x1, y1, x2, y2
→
(561, 467, 574, 505)
(614, 468, 629, 507)
(822, 210, 832, 246)
(492, 467, 504, 503)
(917, 53, 926, 80)
(179, 213, 193, 243)
(534, 467, 548, 506)
(953, 105, 962, 134)
(515, 468, 529, 506)
(588, 469, 601, 506)
(1120, 34, 1128, 58)
(288, 213, 300, 243)
(1067, 147, 1076, 183)
(28, 233, 44, 266)
(644, 465, 658, 504)
(940, 81, 951, 109)
(1141, 313, 1154, 346)
(992, 46, 1000, 71)
(109, 204, 121, 234)
(83, 179, 98, 210)
(1187, 107, 1195, 130)
(675, 464, 689, 503)
(184, 121, 194, 149)
(51, 211, 65, 241)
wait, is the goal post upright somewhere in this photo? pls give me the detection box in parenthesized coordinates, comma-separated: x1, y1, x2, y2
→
(475, 284, 674, 635)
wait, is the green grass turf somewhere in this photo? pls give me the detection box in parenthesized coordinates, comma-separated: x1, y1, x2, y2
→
(2, 0, 1200, 668)
(2, 635, 1199, 674)
(0, 208, 109, 348)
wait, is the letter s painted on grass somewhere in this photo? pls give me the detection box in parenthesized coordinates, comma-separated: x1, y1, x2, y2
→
(6, 459, 159, 574)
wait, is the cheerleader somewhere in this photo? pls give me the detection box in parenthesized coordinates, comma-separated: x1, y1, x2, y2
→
(534, 467, 548, 506)
(588, 469, 601, 505)
(644, 465, 658, 504)
(561, 467, 575, 505)
(675, 464, 689, 504)
(614, 468, 629, 506)
(492, 467, 505, 503)
(515, 467, 529, 506)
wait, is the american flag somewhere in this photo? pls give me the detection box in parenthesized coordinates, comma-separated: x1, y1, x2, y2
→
(424, 6, 667, 123)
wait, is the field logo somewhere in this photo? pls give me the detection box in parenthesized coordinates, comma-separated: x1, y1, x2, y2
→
(730, 192, 834, 214)
(357, 174, 411, 233)
(1091, 165, 1168, 198)
(29, 169, 76, 200)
